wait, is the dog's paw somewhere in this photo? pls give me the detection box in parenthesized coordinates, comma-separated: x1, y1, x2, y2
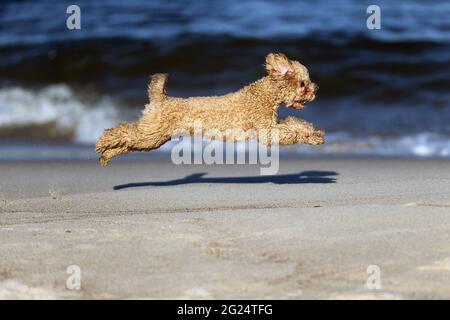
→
(99, 156, 110, 166)
(310, 129, 325, 145)
(95, 135, 112, 153)
(300, 129, 325, 145)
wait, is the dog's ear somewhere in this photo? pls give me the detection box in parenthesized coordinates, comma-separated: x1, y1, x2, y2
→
(265, 53, 295, 79)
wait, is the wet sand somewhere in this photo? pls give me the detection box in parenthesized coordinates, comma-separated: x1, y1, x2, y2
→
(0, 159, 449, 299)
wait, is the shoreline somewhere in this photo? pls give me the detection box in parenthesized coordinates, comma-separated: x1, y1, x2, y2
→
(1, 159, 449, 299)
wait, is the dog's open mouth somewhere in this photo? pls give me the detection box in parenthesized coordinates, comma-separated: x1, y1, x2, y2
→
(290, 100, 308, 109)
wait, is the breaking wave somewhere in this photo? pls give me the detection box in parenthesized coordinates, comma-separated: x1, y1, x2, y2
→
(0, 85, 121, 144)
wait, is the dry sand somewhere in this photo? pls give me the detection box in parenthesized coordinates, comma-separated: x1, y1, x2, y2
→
(0, 158, 449, 299)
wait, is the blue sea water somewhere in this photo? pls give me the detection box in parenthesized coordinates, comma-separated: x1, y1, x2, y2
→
(0, 0, 449, 158)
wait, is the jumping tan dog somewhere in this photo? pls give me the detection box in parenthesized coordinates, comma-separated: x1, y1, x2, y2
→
(95, 53, 325, 165)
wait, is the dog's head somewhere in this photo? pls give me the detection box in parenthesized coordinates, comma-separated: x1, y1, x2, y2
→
(265, 53, 318, 109)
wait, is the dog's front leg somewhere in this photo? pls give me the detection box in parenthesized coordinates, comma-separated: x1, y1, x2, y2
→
(273, 116, 325, 145)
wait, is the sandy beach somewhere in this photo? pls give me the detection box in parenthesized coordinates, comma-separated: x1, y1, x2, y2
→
(0, 158, 449, 299)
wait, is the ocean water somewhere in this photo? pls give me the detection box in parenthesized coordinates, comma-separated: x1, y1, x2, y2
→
(0, 0, 449, 159)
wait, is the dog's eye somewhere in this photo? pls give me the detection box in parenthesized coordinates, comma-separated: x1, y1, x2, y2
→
(300, 81, 305, 87)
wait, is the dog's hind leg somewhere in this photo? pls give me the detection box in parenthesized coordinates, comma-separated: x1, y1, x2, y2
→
(95, 122, 139, 154)
(96, 74, 173, 165)
(96, 122, 139, 165)
(96, 121, 171, 166)
(99, 146, 130, 166)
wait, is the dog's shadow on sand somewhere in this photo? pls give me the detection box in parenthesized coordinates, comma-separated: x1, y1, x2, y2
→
(113, 170, 338, 190)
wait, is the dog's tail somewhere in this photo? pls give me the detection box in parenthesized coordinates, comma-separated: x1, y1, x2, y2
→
(95, 122, 139, 165)
(148, 73, 169, 102)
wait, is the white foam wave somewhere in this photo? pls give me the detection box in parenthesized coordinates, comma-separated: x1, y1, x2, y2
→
(0, 85, 120, 143)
